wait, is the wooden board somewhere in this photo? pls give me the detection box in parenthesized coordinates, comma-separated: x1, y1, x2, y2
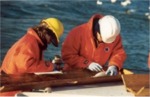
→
(0, 69, 122, 92)
(135, 85, 150, 96)
(121, 74, 150, 96)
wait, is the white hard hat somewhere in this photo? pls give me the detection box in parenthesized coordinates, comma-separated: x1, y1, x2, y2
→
(98, 15, 120, 43)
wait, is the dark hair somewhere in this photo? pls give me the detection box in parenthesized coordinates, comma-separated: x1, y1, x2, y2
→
(32, 24, 58, 47)
(93, 18, 100, 39)
(93, 18, 100, 48)
(33, 25, 47, 46)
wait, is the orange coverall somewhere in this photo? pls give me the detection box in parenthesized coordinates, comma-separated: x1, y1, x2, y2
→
(1, 28, 54, 74)
(62, 14, 127, 71)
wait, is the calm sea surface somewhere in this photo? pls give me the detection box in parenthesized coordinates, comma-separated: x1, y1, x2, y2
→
(1, 0, 149, 73)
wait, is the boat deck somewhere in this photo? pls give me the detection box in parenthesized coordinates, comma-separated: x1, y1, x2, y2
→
(1, 70, 149, 97)
(16, 82, 134, 97)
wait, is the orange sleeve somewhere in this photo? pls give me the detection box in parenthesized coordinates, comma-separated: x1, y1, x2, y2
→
(109, 35, 127, 70)
(61, 29, 91, 69)
(14, 45, 54, 73)
(15, 53, 54, 73)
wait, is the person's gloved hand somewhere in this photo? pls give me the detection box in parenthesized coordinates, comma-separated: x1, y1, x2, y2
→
(106, 65, 118, 76)
(87, 62, 103, 72)
(52, 55, 63, 71)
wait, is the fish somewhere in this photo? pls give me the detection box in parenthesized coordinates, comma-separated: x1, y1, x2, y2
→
(93, 71, 107, 78)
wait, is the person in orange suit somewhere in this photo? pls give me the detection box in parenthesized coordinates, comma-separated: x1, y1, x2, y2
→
(61, 14, 127, 76)
(1, 17, 64, 74)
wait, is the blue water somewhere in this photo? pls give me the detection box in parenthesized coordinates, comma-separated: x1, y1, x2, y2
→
(1, 0, 149, 73)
